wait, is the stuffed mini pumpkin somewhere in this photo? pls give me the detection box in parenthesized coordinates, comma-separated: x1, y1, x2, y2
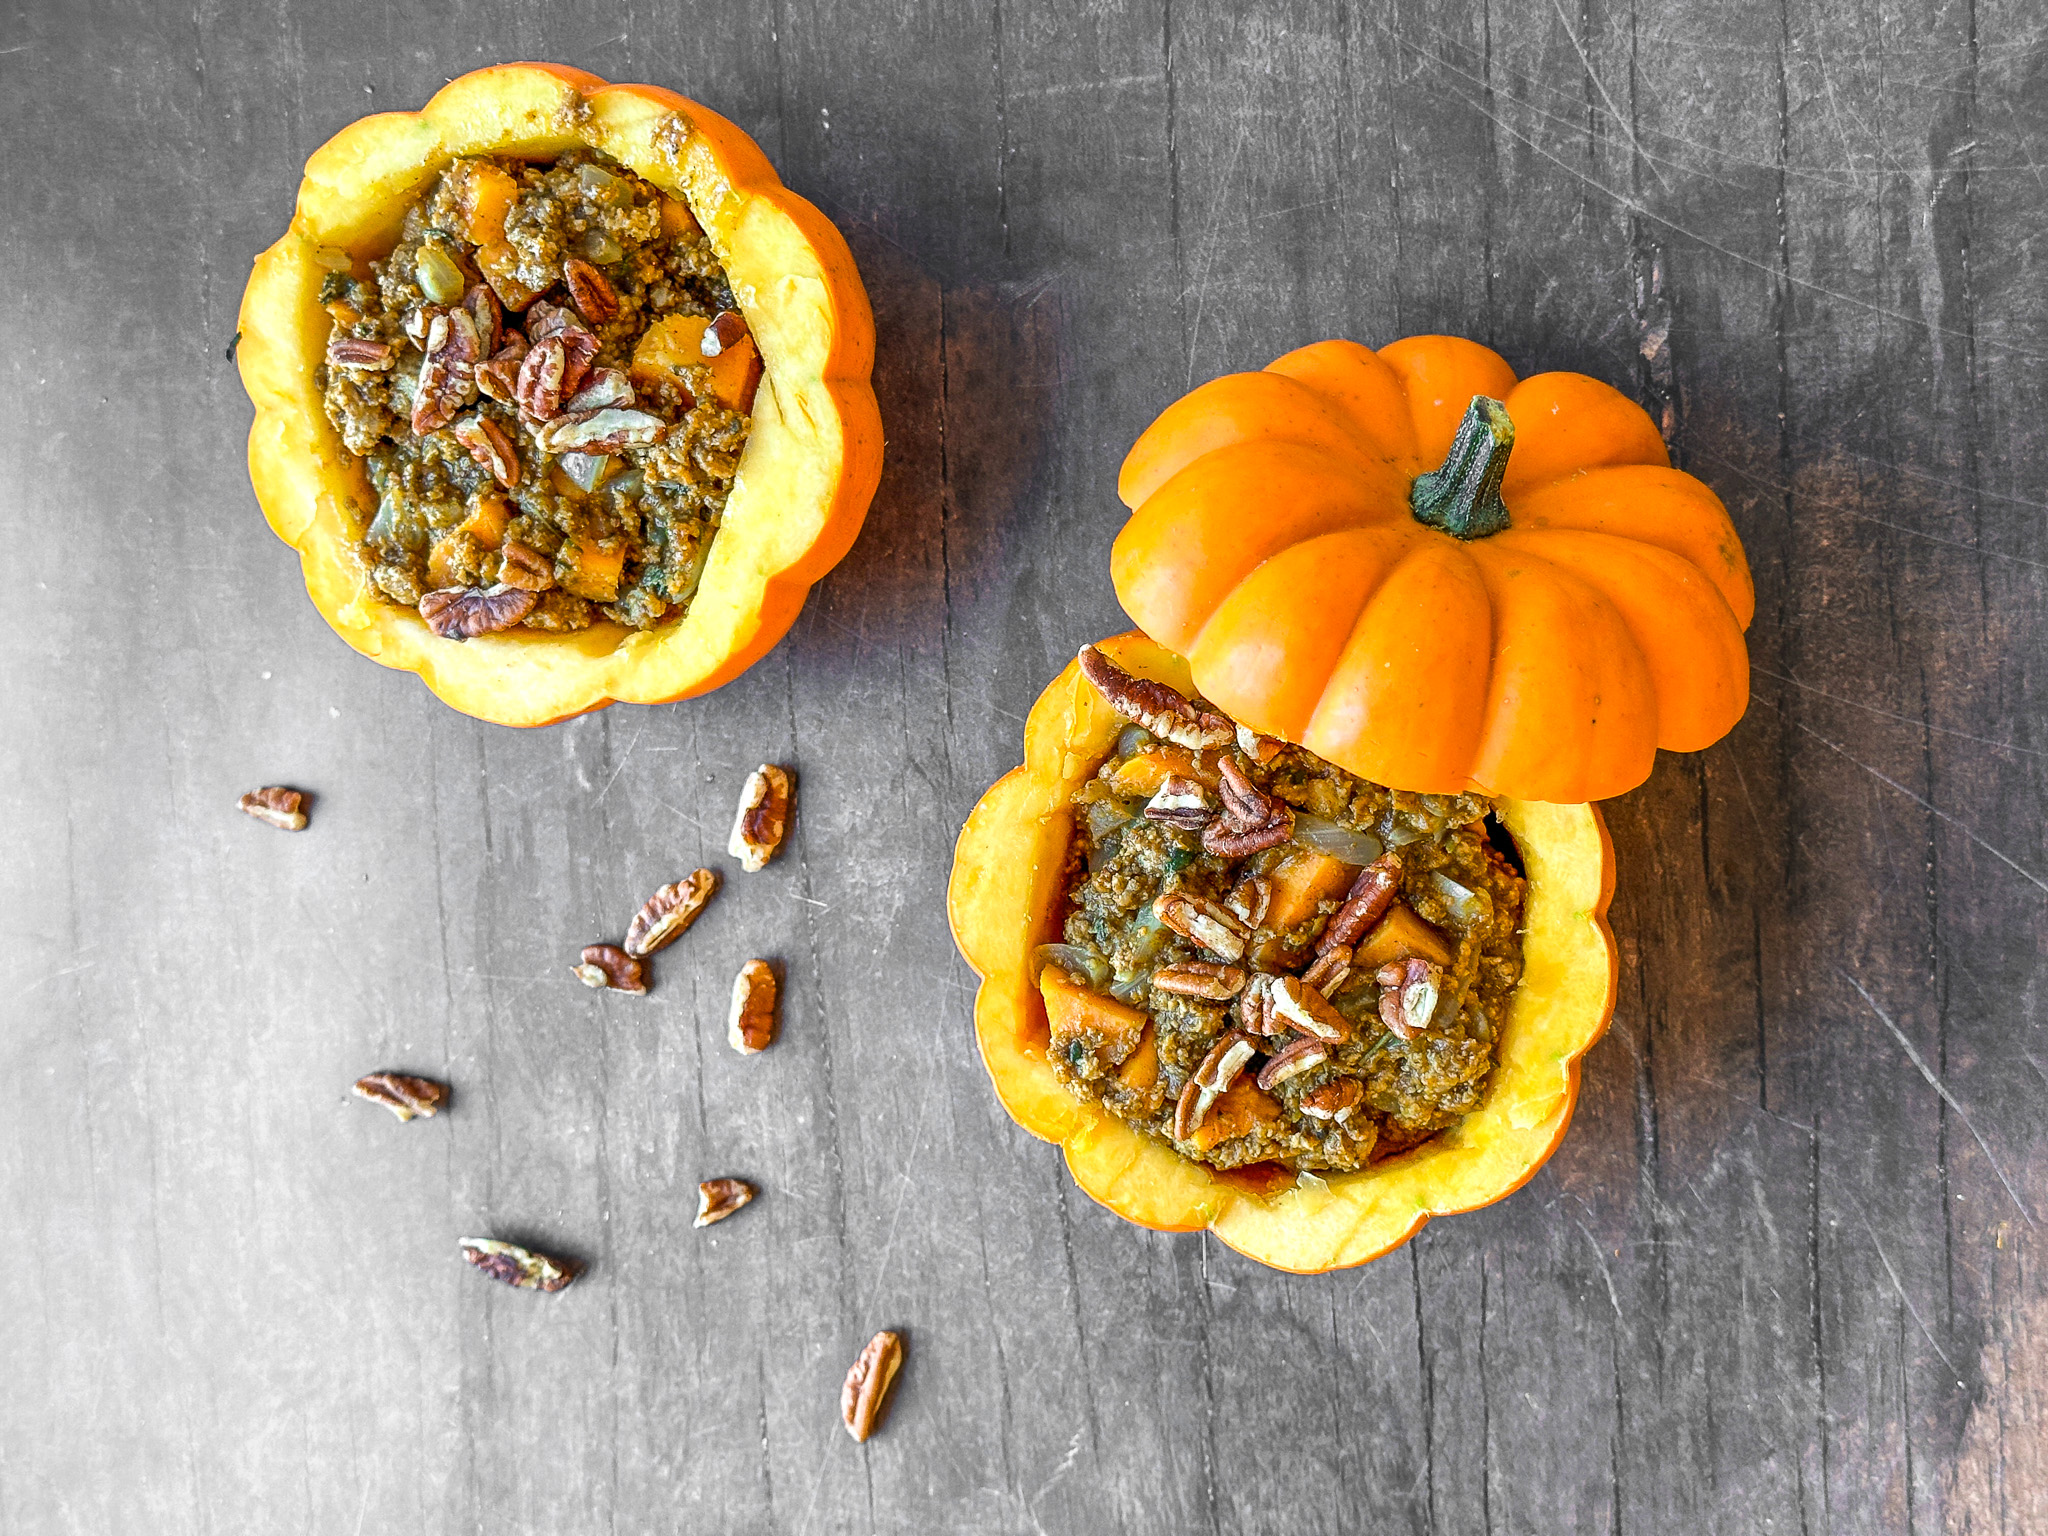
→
(950, 335, 1750, 1271)
(238, 63, 881, 725)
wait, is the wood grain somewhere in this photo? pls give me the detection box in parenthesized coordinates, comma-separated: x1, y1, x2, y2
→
(2, 0, 2043, 1530)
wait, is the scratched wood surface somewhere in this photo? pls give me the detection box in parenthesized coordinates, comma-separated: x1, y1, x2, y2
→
(4, 0, 2045, 1530)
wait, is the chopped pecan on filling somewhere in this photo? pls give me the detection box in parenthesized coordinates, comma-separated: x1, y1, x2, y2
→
(1040, 647, 1528, 1174)
(317, 149, 757, 637)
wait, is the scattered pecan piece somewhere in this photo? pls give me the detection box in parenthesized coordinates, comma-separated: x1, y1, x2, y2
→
(1235, 723, 1285, 764)
(1142, 774, 1213, 830)
(451, 412, 520, 488)
(237, 785, 308, 831)
(1268, 975, 1351, 1043)
(623, 869, 719, 958)
(1202, 757, 1294, 857)
(474, 337, 530, 404)
(411, 306, 482, 433)
(572, 943, 647, 995)
(1225, 874, 1271, 930)
(458, 1237, 577, 1292)
(1237, 971, 1282, 1037)
(728, 765, 793, 872)
(464, 282, 502, 356)
(702, 309, 749, 356)
(1151, 891, 1249, 963)
(1300, 1077, 1364, 1122)
(532, 406, 666, 454)
(1321, 853, 1403, 953)
(353, 1072, 447, 1121)
(1174, 1030, 1260, 1140)
(563, 257, 620, 323)
(418, 583, 536, 640)
(695, 1178, 755, 1229)
(562, 366, 635, 413)
(728, 959, 778, 1053)
(1376, 958, 1445, 1039)
(1152, 960, 1248, 1000)
(525, 299, 599, 392)
(1075, 645, 1233, 751)
(1302, 943, 1352, 996)
(1256, 1036, 1330, 1091)
(842, 1330, 905, 1442)
(403, 305, 436, 347)
(515, 334, 568, 421)
(495, 539, 555, 592)
(326, 335, 395, 371)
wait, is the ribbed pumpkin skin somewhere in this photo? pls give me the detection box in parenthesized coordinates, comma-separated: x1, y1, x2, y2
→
(237, 63, 882, 726)
(1111, 336, 1754, 803)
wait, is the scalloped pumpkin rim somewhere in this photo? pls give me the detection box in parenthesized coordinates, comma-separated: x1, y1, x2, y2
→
(237, 62, 882, 726)
(947, 632, 1618, 1274)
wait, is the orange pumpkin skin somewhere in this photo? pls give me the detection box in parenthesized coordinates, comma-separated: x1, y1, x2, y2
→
(237, 63, 882, 726)
(1112, 336, 1753, 802)
(946, 633, 1618, 1273)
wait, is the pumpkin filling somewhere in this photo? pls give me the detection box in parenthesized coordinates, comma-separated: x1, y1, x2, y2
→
(316, 148, 760, 638)
(1038, 647, 1526, 1173)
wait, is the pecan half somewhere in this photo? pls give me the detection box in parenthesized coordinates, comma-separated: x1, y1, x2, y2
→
(694, 1178, 755, 1229)
(237, 785, 308, 830)
(495, 539, 555, 592)
(563, 257, 620, 323)
(326, 335, 395, 371)
(842, 1330, 905, 1442)
(1237, 971, 1283, 1037)
(353, 1072, 447, 1121)
(514, 334, 568, 421)
(458, 1237, 577, 1292)
(532, 407, 666, 454)
(418, 583, 536, 640)
(403, 305, 436, 346)
(451, 413, 520, 488)
(1202, 757, 1294, 857)
(1075, 645, 1233, 751)
(623, 868, 719, 957)
(1225, 874, 1271, 930)
(1152, 960, 1248, 1000)
(464, 282, 502, 357)
(562, 366, 635, 414)
(1321, 853, 1403, 952)
(1152, 891, 1249, 963)
(728, 765, 793, 872)
(1235, 723, 1284, 765)
(1256, 1036, 1330, 1091)
(1173, 1030, 1259, 1139)
(572, 943, 647, 995)
(702, 309, 749, 356)
(1300, 1077, 1364, 1122)
(1268, 975, 1351, 1043)
(475, 337, 530, 404)
(525, 299, 598, 392)
(728, 959, 777, 1053)
(411, 306, 482, 433)
(1376, 958, 1444, 1039)
(1143, 774, 1214, 830)
(1302, 943, 1352, 996)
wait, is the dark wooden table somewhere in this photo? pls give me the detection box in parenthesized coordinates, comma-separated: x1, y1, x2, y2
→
(6, 1, 2044, 1530)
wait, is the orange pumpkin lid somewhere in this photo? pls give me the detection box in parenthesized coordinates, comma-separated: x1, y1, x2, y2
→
(1110, 335, 1754, 803)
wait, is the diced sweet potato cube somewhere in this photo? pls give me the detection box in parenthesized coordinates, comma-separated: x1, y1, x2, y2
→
(476, 240, 544, 310)
(452, 161, 519, 246)
(557, 535, 626, 602)
(661, 196, 704, 241)
(1263, 848, 1356, 934)
(458, 492, 512, 550)
(1189, 1077, 1284, 1153)
(629, 314, 762, 412)
(426, 532, 473, 589)
(1117, 1026, 1159, 1092)
(1355, 903, 1455, 970)
(1040, 969, 1149, 1066)
(1107, 745, 1220, 797)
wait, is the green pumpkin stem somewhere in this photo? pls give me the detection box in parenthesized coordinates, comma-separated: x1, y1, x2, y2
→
(1409, 395, 1515, 540)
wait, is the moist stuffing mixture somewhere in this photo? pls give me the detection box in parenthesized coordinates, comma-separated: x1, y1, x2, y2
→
(1041, 647, 1528, 1174)
(317, 149, 758, 638)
